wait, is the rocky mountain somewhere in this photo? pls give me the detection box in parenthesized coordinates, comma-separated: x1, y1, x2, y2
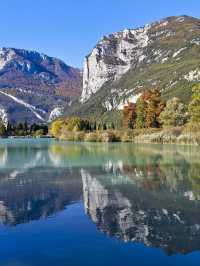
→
(68, 15, 200, 120)
(0, 48, 82, 124)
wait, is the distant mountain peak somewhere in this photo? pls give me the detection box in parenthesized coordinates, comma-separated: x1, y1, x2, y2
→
(0, 47, 82, 124)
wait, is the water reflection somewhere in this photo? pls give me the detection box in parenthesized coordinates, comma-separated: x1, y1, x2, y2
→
(0, 140, 200, 255)
(0, 168, 82, 226)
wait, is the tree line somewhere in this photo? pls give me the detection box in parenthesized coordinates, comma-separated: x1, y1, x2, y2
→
(123, 84, 200, 129)
(0, 121, 48, 137)
(2, 84, 200, 138)
(50, 83, 200, 139)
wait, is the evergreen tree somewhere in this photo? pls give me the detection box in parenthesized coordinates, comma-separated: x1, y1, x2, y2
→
(103, 123, 107, 130)
(189, 84, 200, 123)
(93, 122, 97, 131)
(111, 122, 115, 130)
(24, 121, 28, 133)
(135, 97, 147, 129)
(7, 122, 12, 135)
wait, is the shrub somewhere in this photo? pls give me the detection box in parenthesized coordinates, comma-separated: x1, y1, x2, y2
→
(60, 131, 75, 141)
(84, 132, 98, 142)
(183, 122, 200, 134)
(121, 130, 135, 142)
(99, 131, 120, 142)
(73, 132, 86, 141)
(34, 129, 45, 137)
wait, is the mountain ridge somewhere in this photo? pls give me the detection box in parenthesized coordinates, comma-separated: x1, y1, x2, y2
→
(0, 47, 82, 124)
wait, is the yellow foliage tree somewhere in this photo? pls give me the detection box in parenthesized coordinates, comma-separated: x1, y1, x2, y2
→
(50, 119, 65, 138)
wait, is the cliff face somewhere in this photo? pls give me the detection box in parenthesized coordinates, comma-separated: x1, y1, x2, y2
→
(81, 24, 150, 102)
(67, 15, 200, 119)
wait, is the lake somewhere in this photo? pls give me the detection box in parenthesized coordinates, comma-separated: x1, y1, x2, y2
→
(0, 139, 200, 266)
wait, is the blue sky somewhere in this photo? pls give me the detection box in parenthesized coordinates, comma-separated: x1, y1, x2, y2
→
(0, 0, 199, 68)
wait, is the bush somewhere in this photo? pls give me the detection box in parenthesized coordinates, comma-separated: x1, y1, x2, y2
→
(99, 131, 120, 142)
(60, 131, 75, 141)
(134, 127, 183, 144)
(121, 130, 135, 142)
(84, 132, 98, 142)
(34, 129, 45, 137)
(183, 122, 200, 134)
(73, 132, 86, 141)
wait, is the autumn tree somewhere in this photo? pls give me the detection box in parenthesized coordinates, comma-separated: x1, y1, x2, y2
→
(160, 97, 188, 127)
(188, 84, 200, 123)
(123, 102, 136, 129)
(135, 89, 165, 129)
(50, 119, 65, 137)
(145, 89, 165, 128)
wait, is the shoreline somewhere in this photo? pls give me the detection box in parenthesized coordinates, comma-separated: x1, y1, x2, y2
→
(54, 128, 200, 146)
(2, 129, 200, 146)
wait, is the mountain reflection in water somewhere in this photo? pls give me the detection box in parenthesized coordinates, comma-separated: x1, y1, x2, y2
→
(0, 140, 200, 256)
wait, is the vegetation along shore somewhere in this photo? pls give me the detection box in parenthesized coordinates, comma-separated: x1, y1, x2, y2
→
(49, 84, 200, 145)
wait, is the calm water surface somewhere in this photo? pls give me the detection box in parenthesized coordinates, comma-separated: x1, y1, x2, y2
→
(0, 139, 200, 265)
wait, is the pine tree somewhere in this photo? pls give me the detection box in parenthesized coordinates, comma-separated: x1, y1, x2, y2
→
(111, 122, 115, 130)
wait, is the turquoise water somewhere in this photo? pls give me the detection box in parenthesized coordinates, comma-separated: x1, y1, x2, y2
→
(0, 139, 200, 265)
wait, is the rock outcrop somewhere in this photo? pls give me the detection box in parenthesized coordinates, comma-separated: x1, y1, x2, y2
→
(81, 24, 150, 102)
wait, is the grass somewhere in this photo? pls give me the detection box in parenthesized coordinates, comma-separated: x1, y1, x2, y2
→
(56, 124, 200, 145)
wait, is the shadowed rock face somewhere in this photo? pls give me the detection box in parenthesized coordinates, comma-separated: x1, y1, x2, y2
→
(0, 48, 82, 124)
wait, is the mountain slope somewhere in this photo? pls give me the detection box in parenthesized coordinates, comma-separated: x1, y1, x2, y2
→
(0, 48, 82, 124)
(67, 15, 200, 120)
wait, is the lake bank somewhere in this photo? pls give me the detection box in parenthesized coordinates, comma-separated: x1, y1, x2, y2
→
(55, 126, 200, 146)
